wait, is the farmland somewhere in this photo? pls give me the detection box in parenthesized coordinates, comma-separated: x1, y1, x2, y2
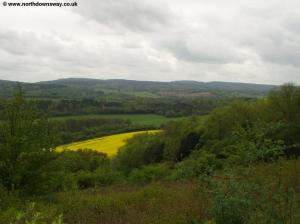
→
(56, 130, 161, 156)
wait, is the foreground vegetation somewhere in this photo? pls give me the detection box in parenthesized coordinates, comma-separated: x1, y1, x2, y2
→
(2, 158, 300, 224)
(0, 83, 299, 223)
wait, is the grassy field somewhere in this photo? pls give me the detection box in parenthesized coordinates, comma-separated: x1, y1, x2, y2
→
(51, 114, 184, 127)
(56, 130, 161, 156)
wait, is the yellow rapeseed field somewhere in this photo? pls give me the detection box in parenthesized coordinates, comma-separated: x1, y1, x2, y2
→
(56, 130, 161, 157)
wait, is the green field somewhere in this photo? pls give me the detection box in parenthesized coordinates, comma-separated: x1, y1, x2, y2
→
(51, 114, 184, 127)
(56, 130, 161, 156)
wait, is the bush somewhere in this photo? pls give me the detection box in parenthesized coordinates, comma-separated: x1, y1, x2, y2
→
(76, 169, 123, 189)
(163, 117, 202, 162)
(76, 171, 96, 189)
(173, 151, 221, 180)
(36, 150, 110, 192)
(48, 150, 109, 173)
(94, 168, 123, 187)
(127, 163, 171, 184)
(202, 159, 300, 224)
(205, 174, 254, 224)
(226, 122, 285, 165)
(113, 133, 164, 173)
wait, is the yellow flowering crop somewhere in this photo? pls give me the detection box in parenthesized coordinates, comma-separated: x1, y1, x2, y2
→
(56, 130, 161, 157)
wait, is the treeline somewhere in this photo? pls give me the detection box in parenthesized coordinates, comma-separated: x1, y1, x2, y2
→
(34, 96, 221, 117)
(55, 117, 152, 145)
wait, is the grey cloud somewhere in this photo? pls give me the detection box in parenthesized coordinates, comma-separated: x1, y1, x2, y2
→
(0, 28, 175, 82)
(223, 1, 300, 69)
(0, 30, 105, 81)
(0, 30, 101, 66)
(161, 35, 248, 64)
(74, 0, 172, 32)
(0, 31, 61, 57)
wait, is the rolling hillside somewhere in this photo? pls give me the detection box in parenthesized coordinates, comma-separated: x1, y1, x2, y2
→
(0, 78, 277, 99)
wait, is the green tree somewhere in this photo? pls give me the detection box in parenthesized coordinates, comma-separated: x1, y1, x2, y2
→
(268, 83, 300, 147)
(113, 133, 164, 173)
(163, 117, 202, 162)
(0, 85, 57, 194)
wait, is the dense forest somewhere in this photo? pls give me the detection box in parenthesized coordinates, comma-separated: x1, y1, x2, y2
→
(0, 83, 299, 223)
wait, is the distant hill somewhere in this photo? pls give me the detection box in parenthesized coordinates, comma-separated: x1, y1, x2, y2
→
(0, 78, 277, 99)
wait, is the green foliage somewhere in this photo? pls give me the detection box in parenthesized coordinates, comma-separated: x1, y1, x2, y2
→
(200, 85, 300, 163)
(208, 179, 252, 224)
(77, 169, 123, 189)
(0, 202, 63, 224)
(268, 83, 300, 123)
(42, 150, 118, 190)
(48, 150, 109, 173)
(198, 159, 300, 224)
(0, 86, 58, 195)
(55, 117, 154, 145)
(127, 163, 171, 184)
(173, 151, 221, 180)
(163, 117, 203, 161)
(113, 133, 164, 173)
(268, 83, 300, 146)
(203, 100, 254, 141)
(227, 122, 285, 164)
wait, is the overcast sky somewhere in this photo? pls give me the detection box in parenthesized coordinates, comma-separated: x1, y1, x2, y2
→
(0, 0, 299, 84)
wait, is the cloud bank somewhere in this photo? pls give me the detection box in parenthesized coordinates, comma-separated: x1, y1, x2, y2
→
(0, 0, 300, 84)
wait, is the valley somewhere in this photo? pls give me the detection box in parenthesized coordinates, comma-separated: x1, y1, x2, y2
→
(0, 80, 299, 224)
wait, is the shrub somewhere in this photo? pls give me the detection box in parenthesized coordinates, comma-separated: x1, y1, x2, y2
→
(94, 168, 124, 187)
(128, 163, 171, 184)
(76, 169, 123, 189)
(163, 117, 202, 162)
(203, 159, 300, 224)
(226, 122, 285, 165)
(207, 176, 253, 224)
(173, 151, 221, 180)
(76, 171, 96, 189)
(48, 150, 109, 173)
(113, 133, 164, 173)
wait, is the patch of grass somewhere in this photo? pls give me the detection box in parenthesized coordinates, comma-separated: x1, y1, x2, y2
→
(56, 130, 162, 157)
